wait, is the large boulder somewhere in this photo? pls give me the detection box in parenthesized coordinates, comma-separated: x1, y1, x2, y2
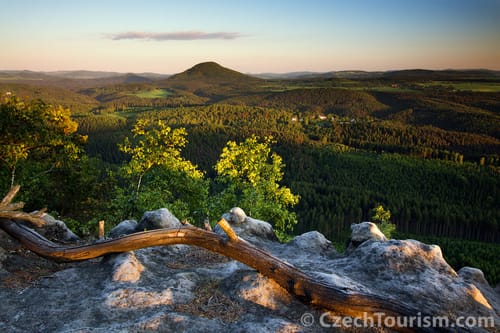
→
(224, 207, 247, 224)
(34, 213, 80, 243)
(350, 221, 387, 243)
(459, 267, 490, 287)
(108, 251, 145, 283)
(136, 208, 182, 231)
(345, 221, 386, 254)
(218, 207, 277, 241)
(107, 220, 138, 238)
(288, 231, 334, 254)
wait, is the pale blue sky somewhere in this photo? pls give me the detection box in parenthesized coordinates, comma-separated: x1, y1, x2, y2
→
(1, 0, 499, 73)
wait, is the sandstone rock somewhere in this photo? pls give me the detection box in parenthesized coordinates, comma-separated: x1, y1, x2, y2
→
(136, 208, 182, 231)
(36, 213, 80, 242)
(109, 251, 144, 283)
(224, 206, 247, 224)
(0, 246, 6, 271)
(234, 271, 295, 312)
(345, 221, 386, 254)
(459, 267, 490, 286)
(350, 221, 387, 243)
(0, 219, 498, 332)
(107, 219, 138, 238)
(459, 267, 500, 317)
(217, 207, 277, 241)
(289, 231, 334, 254)
(240, 217, 277, 241)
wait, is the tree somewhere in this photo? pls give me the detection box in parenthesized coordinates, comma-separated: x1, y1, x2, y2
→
(118, 119, 208, 221)
(371, 204, 396, 238)
(214, 135, 299, 239)
(0, 96, 84, 188)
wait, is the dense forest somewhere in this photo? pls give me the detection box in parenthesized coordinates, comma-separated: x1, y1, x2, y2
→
(1, 63, 499, 284)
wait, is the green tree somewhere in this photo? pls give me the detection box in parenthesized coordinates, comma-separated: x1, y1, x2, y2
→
(214, 135, 299, 239)
(118, 119, 207, 221)
(0, 96, 84, 188)
(371, 204, 396, 238)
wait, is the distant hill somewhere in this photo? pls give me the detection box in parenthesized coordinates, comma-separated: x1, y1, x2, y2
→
(121, 74, 152, 84)
(253, 70, 383, 80)
(163, 62, 262, 99)
(44, 70, 124, 79)
(43, 70, 170, 81)
(381, 69, 500, 81)
(0, 82, 98, 114)
(0, 70, 170, 89)
(169, 62, 259, 81)
(0, 70, 67, 85)
(253, 69, 500, 81)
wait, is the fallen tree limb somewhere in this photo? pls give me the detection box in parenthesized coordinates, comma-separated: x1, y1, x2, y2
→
(0, 188, 446, 332)
(0, 185, 46, 227)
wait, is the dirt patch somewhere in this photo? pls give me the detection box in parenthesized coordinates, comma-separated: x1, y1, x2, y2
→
(0, 229, 92, 290)
(174, 279, 246, 323)
(165, 246, 231, 269)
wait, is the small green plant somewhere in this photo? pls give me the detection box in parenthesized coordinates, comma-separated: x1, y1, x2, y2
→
(371, 205, 396, 238)
(60, 215, 95, 237)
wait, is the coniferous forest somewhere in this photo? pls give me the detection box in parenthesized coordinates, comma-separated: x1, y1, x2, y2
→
(1, 63, 499, 284)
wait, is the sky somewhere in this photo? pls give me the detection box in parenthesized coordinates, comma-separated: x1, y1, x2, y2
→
(1, 0, 499, 74)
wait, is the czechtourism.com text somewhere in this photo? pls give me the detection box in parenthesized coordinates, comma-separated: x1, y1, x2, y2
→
(300, 311, 495, 329)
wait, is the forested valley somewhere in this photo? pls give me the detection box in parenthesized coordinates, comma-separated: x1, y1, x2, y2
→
(1, 63, 499, 284)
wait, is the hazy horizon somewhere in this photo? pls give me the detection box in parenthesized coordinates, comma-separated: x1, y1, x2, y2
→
(1, 0, 499, 74)
(2, 62, 500, 76)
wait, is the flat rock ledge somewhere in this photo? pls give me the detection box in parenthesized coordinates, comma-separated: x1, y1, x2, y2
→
(0, 208, 498, 332)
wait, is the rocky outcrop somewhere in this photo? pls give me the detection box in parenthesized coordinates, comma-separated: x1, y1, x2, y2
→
(217, 206, 278, 241)
(106, 219, 138, 238)
(0, 207, 498, 332)
(136, 208, 182, 231)
(32, 213, 80, 243)
(345, 221, 387, 254)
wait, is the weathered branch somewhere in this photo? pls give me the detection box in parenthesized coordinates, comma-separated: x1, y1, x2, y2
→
(1, 185, 21, 206)
(217, 218, 238, 241)
(0, 186, 45, 227)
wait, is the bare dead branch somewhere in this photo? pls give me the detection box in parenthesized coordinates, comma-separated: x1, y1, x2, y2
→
(0, 185, 21, 206)
(217, 218, 238, 241)
(0, 187, 45, 227)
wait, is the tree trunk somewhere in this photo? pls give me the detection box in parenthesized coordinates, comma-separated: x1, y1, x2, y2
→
(10, 165, 16, 189)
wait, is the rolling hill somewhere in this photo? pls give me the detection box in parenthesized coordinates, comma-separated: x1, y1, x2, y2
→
(162, 62, 263, 100)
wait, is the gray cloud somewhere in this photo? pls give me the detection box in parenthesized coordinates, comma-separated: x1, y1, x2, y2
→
(108, 31, 243, 41)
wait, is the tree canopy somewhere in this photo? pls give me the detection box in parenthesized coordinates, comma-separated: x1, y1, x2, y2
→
(214, 135, 299, 238)
(0, 96, 84, 187)
(117, 119, 207, 221)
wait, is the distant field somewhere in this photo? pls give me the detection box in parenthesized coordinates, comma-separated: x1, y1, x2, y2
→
(132, 88, 174, 98)
(118, 106, 158, 118)
(259, 85, 322, 92)
(418, 81, 500, 92)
